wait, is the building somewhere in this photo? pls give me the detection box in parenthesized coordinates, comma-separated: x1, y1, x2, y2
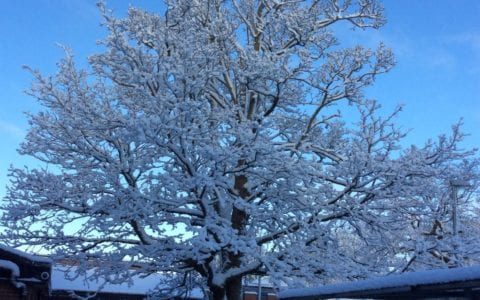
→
(0, 244, 51, 300)
(0, 244, 277, 300)
(242, 276, 278, 300)
(0, 244, 203, 299)
(279, 265, 480, 299)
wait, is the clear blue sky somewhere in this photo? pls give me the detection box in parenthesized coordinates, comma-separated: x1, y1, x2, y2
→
(0, 1, 479, 199)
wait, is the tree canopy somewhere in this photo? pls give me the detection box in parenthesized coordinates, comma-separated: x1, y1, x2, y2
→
(2, 1, 479, 299)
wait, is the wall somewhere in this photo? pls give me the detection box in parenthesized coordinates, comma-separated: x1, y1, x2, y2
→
(0, 280, 21, 300)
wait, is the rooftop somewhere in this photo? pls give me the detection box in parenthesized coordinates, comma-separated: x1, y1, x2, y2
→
(279, 265, 480, 299)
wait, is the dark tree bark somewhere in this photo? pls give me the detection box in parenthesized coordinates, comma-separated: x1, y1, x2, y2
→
(211, 285, 226, 300)
(226, 277, 243, 300)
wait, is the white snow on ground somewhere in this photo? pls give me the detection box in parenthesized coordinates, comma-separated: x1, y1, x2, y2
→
(0, 259, 21, 277)
(0, 244, 52, 263)
(51, 265, 203, 298)
(279, 265, 480, 299)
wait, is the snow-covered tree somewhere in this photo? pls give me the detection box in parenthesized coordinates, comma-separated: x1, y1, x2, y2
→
(1, 1, 478, 299)
(397, 169, 480, 272)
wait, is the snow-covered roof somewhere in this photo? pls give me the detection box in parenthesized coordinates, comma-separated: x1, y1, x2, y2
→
(0, 244, 52, 264)
(51, 265, 203, 298)
(0, 245, 202, 298)
(279, 265, 480, 299)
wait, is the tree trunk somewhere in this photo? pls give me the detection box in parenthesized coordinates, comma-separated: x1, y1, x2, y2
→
(226, 277, 243, 300)
(211, 285, 226, 300)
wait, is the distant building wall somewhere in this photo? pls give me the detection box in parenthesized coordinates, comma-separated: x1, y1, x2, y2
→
(242, 289, 278, 300)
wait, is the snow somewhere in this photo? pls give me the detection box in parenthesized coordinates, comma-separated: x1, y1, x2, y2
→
(51, 265, 203, 298)
(279, 265, 480, 299)
(0, 259, 21, 277)
(2, 0, 479, 294)
(0, 259, 26, 289)
(0, 244, 52, 264)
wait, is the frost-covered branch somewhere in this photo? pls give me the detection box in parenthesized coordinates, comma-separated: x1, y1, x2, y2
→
(1, 1, 479, 300)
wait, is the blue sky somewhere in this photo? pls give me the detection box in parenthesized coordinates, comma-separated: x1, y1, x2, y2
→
(0, 0, 479, 199)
